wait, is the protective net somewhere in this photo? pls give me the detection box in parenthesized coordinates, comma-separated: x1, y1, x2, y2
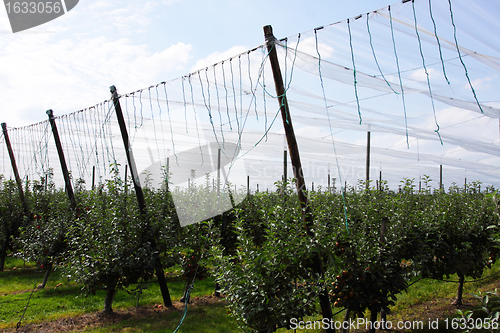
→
(1, 0, 500, 225)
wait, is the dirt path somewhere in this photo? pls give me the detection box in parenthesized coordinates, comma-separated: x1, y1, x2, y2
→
(3, 295, 224, 333)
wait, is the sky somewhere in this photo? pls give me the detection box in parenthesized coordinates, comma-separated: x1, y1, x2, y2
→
(0, 0, 394, 127)
(1, 0, 499, 192)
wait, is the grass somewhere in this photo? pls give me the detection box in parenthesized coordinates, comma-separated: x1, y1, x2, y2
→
(1, 256, 500, 332)
(0, 256, 239, 332)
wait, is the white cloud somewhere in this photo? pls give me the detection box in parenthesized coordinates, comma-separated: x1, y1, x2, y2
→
(469, 76, 493, 90)
(191, 45, 249, 72)
(297, 36, 334, 59)
(410, 67, 436, 82)
(0, 34, 192, 126)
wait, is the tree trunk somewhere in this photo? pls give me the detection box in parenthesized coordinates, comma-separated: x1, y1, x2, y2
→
(0, 246, 6, 271)
(103, 277, 118, 315)
(369, 307, 378, 333)
(38, 263, 52, 289)
(180, 274, 195, 303)
(154, 256, 172, 307)
(380, 309, 388, 330)
(342, 308, 351, 333)
(214, 282, 221, 297)
(453, 273, 465, 306)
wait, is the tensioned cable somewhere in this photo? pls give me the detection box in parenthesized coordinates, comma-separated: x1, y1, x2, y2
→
(138, 90, 144, 130)
(346, 19, 362, 125)
(238, 55, 243, 134)
(212, 64, 226, 148)
(187, 74, 204, 166)
(155, 84, 167, 164)
(247, 51, 259, 121)
(229, 58, 240, 134)
(447, 0, 484, 114)
(412, 0, 442, 145)
(162, 82, 178, 165)
(148, 86, 163, 166)
(315, 27, 349, 232)
(261, 47, 268, 141)
(366, 12, 398, 94)
(221, 61, 232, 131)
(389, 5, 410, 148)
(428, 0, 451, 86)
(198, 69, 220, 148)
(182, 77, 189, 134)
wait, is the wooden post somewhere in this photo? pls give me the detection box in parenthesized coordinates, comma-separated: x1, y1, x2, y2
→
(264, 25, 334, 331)
(379, 170, 382, 191)
(46, 110, 77, 211)
(439, 164, 443, 190)
(366, 131, 371, 190)
(283, 149, 287, 182)
(110, 85, 172, 307)
(0, 123, 31, 271)
(247, 175, 250, 196)
(1, 123, 30, 215)
(91, 166, 95, 191)
(45, 110, 78, 287)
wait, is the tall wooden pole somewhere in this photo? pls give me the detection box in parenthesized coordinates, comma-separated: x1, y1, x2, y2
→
(439, 164, 443, 190)
(1, 123, 31, 272)
(91, 165, 96, 191)
(366, 131, 371, 190)
(264, 25, 334, 331)
(46, 110, 77, 211)
(1, 123, 29, 215)
(379, 170, 382, 191)
(110, 85, 172, 307)
(283, 149, 287, 182)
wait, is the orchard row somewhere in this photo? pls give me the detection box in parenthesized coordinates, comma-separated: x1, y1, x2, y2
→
(0, 170, 499, 332)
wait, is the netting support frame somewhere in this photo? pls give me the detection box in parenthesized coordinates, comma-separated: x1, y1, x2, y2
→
(1, 122, 30, 216)
(46, 110, 77, 211)
(264, 24, 334, 332)
(110, 85, 173, 308)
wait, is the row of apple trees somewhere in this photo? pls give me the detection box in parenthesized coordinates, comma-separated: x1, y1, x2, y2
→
(209, 178, 500, 332)
(1, 171, 500, 331)
(0, 166, 214, 313)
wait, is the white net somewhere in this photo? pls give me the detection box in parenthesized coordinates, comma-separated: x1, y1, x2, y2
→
(1, 0, 499, 224)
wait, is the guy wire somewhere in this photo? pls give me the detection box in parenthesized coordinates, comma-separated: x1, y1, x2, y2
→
(198, 70, 220, 148)
(221, 61, 233, 131)
(314, 26, 349, 232)
(347, 19, 362, 125)
(366, 12, 398, 94)
(229, 58, 240, 134)
(389, 5, 410, 148)
(447, 0, 484, 114)
(212, 64, 226, 148)
(188, 74, 204, 166)
(162, 82, 179, 165)
(428, 0, 451, 85)
(412, 0, 443, 145)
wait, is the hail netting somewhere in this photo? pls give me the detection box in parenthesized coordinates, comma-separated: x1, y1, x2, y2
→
(1, 0, 500, 224)
(0, 102, 122, 189)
